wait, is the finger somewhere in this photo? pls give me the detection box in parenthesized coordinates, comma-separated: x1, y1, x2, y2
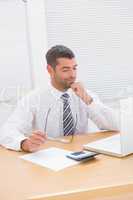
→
(35, 133, 48, 141)
(32, 130, 45, 136)
(29, 138, 44, 145)
(81, 89, 86, 99)
(32, 132, 46, 140)
(33, 130, 47, 138)
(71, 84, 78, 91)
(30, 138, 44, 145)
(35, 132, 47, 139)
(30, 134, 46, 143)
(71, 83, 82, 93)
(71, 86, 79, 93)
(28, 143, 41, 152)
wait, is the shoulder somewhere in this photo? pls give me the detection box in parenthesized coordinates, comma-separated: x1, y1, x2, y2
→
(16, 88, 50, 110)
(20, 87, 50, 100)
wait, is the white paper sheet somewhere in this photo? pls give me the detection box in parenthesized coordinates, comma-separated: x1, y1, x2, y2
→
(20, 147, 79, 171)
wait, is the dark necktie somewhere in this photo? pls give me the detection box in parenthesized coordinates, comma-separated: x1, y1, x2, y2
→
(61, 93, 75, 136)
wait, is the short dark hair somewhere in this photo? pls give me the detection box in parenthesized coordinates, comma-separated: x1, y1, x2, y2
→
(46, 45, 75, 68)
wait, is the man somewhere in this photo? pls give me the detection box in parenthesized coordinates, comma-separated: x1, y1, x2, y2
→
(0, 45, 119, 152)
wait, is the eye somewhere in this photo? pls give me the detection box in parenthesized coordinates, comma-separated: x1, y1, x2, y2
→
(62, 68, 70, 72)
(73, 67, 77, 71)
(62, 70, 69, 72)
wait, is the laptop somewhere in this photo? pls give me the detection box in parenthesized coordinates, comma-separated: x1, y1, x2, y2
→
(84, 97, 133, 157)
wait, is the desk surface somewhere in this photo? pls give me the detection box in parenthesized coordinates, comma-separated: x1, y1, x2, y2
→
(0, 131, 133, 200)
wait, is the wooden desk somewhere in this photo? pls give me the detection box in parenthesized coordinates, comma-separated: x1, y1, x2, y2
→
(0, 132, 133, 200)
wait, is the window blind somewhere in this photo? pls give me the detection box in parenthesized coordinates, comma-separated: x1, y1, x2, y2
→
(45, 0, 133, 100)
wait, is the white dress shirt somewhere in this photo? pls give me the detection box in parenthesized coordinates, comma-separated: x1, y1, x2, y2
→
(0, 85, 119, 151)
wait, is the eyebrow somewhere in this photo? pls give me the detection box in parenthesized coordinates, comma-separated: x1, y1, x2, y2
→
(62, 64, 78, 69)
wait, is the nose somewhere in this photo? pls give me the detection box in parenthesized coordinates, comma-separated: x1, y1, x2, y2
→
(70, 70, 76, 78)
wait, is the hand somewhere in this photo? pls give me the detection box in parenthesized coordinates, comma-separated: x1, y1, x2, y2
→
(21, 130, 47, 152)
(71, 82, 93, 105)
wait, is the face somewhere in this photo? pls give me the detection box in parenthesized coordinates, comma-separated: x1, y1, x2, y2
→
(48, 57, 77, 91)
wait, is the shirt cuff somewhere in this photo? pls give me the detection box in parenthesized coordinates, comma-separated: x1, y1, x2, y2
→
(1, 135, 27, 151)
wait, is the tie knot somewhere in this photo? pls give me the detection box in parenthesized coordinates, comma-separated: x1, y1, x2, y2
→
(61, 93, 69, 101)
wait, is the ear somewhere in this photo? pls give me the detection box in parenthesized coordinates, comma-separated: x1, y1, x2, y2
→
(47, 64, 53, 75)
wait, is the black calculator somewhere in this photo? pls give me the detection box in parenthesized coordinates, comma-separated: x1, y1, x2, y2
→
(66, 150, 99, 161)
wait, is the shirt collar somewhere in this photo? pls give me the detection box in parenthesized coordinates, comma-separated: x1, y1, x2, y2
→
(49, 83, 72, 100)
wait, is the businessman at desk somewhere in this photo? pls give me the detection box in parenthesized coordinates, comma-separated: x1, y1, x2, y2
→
(0, 45, 118, 152)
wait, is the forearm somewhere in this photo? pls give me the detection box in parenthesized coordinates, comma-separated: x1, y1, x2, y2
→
(0, 124, 27, 151)
(87, 102, 120, 131)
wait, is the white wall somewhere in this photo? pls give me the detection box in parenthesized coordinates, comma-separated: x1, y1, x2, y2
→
(26, 0, 50, 90)
(0, 0, 33, 102)
(0, 0, 49, 125)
